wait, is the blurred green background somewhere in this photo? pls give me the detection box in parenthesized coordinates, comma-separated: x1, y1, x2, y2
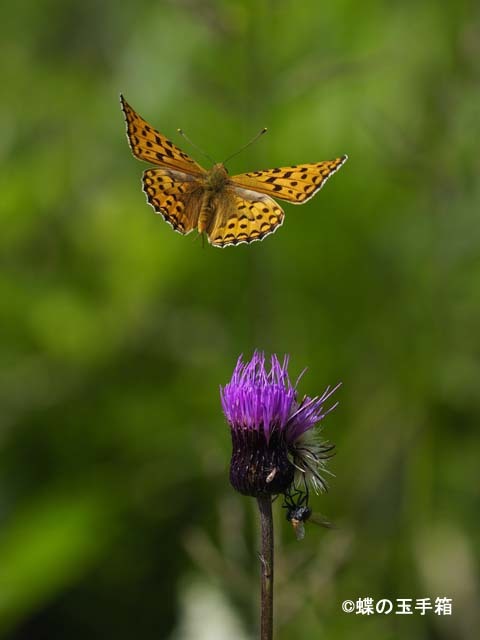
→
(1, 1, 479, 638)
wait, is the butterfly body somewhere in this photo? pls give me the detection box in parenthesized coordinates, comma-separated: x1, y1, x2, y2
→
(206, 162, 229, 191)
(197, 163, 229, 234)
(121, 95, 348, 247)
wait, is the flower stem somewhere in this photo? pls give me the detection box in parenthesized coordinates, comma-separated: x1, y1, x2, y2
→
(257, 494, 274, 640)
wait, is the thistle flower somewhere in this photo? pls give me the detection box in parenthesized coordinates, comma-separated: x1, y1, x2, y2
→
(221, 351, 339, 497)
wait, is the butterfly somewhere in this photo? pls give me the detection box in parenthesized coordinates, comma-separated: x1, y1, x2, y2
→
(120, 95, 348, 248)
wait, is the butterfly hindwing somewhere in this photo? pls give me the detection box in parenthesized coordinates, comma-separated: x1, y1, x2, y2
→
(120, 95, 205, 175)
(230, 156, 348, 204)
(143, 168, 203, 235)
(208, 187, 285, 247)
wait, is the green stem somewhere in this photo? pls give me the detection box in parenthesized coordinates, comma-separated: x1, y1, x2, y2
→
(257, 494, 274, 640)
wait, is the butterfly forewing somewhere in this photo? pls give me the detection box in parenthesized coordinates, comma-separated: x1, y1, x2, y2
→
(230, 156, 348, 204)
(120, 95, 205, 175)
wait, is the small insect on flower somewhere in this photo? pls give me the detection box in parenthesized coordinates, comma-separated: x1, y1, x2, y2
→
(282, 487, 333, 541)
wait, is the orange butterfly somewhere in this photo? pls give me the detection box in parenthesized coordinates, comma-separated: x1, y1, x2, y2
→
(120, 95, 348, 248)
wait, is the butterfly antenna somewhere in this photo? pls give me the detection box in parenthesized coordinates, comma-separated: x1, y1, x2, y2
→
(177, 129, 214, 164)
(223, 128, 268, 164)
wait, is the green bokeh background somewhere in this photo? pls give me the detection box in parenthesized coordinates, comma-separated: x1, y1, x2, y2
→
(1, 1, 479, 638)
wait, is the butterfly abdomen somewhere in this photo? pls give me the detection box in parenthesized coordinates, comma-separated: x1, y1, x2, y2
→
(197, 164, 229, 235)
(198, 194, 214, 234)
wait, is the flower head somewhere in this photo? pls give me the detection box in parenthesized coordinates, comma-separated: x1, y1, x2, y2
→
(221, 351, 339, 497)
